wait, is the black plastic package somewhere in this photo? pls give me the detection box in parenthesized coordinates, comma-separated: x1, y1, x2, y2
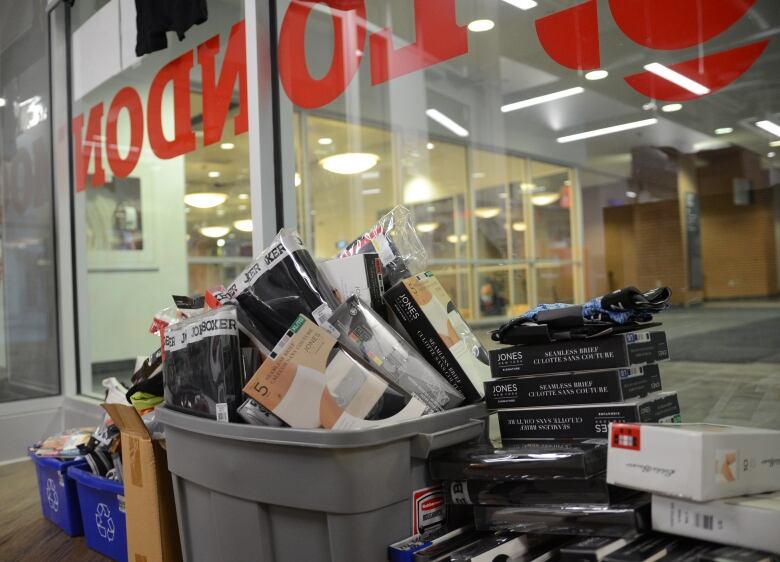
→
(429, 440, 608, 482)
(163, 305, 268, 422)
(216, 229, 339, 342)
(329, 295, 464, 413)
(445, 478, 637, 507)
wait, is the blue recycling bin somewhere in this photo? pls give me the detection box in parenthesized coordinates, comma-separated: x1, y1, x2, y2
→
(28, 452, 87, 536)
(68, 466, 128, 562)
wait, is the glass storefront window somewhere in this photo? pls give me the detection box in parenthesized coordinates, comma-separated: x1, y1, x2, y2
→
(68, 0, 249, 394)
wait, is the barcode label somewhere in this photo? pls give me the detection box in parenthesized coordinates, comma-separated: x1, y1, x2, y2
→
(216, 403, 229, 422)
(695, 513, 714, 530)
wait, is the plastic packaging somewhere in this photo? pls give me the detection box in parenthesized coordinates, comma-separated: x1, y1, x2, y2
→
(429, 440, 608, 481)
(339, 205, 427, 287)
(329, 295, 464, 413)
(237, 398, 286, 427)
(216, 229, 340, 341)
(445, 478, 636, 507)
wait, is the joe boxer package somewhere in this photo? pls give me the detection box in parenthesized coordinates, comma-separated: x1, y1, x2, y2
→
(163, 305, 270, 422)
(385, 272, 489, 403)
(243, 315, 425, 429)
(498, 392, 681, 440)
(490, 332, 669, 378)
(484, 365, 662, 409)
(329, 295, 464, 413)
(215, 229, 340, 341)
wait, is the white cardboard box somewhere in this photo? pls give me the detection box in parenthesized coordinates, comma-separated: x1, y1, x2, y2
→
(652, 492, 780, 555)
(606, 423, 780, 501)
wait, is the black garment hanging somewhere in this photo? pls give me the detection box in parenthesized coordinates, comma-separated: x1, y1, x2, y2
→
(135, 0, 208, 57)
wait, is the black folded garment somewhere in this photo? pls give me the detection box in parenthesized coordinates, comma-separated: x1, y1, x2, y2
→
(429, 440, 607, 481)
(492, 286, 671, 345)
(216, 229, 339, 342)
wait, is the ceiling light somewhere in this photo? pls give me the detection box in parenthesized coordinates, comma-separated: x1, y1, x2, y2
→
(585, 69, 608, 81)
(238, 193, 249, 200)
(220, 142, 235, 150)
(426, 142, 435, 150)
(557, 118, 658, 143)
(467, 19, 495, 32)
(416, 222, 440, 233)
(362, 188, 381, 195)
(238, 204, 248, 211)
(320, 153, 379, 175)
(294, 172, 302, 187)
(184, 192, 227, 209)
(404, 176, 434, 204)
(531, 193, 561, 206)
(362, 171, 380, 179)
(475, 207, 501, 219)
(714, 127, 734, 135)
(472, 172, 486, 179)
(446, 234, 469, 243)
(216, 239, 226, 247)
(426, 109, 469, 137)
(208, 170, 221, 178)
(0, 98, 5, 107)
(626, 191, 638, 198)
(501, 87, 584, 113)
(233, 219, 253, 232)
(769, 152, 777, 158)
(769, 140, 780, 147)
(500, 0, 537, 9)
(756, 120, 780, 138)
(318, 137, 333, 145)
(512, 222, 527, 232)
(200, 226, 231, 238)
(661, 103, 682, 113)
(643, 62, 710, 96)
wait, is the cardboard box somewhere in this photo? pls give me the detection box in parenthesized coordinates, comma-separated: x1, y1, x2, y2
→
(320, 252, 385, 316)
(489, 332, 669, 378)
(652, 492, 780, 555)
(498, 392, 680, 440)
(484, 365, 662, 409)
(607, 423, 780, 501)
(102, 403, 182, 562)
(385, 272, 489, 402)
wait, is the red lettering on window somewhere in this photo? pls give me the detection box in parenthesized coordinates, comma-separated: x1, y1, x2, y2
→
(105, 87, 144, 178)
(199, 21, 248, 146)
(535, 0, 600, 71)
(72, 103, 105, 192)
(147, 51, 196, 159)
(369, 0, 468, 86)
(278, 0, 367, 109)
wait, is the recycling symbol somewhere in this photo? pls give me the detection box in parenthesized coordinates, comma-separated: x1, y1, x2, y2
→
(45, 478, 59, 512)
(95, 503, 116, 542)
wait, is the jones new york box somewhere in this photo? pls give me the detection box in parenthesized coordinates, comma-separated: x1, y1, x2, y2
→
(490, 332, 669, 377)
(652, 492, 780, 555)
(607, 423, 780, 501)
(498, 391, 680, 440)
(485, 365, 662, 409)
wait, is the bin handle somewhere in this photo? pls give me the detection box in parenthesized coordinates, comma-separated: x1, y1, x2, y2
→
(410, 419, 485, 459)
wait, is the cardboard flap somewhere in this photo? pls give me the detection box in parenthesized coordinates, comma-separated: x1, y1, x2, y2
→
(102, 403, 152, 439)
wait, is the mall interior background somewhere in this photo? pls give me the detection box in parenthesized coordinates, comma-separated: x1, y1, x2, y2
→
(1, 0, 779, 428)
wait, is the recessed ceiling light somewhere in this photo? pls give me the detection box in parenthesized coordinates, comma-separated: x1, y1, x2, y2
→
(184, 193, 227, 209)
(238, 193, 249, 200)
(661, 103, 683, 112)
(500, 0, 537, 9)
(714, 127, 734, 135)
(238, 204, 248, 211)
(472, 172, 486, 179)
(512, 221, 527, 232)
(756, 120, 780, 138)
(426, 109, 469, 137)
(220, 142, 235, 150)
(770, 140, 780, 147)
(318, 137, 333, 145)
(585, 69, 608, 81)
(0, 98, 6, 107)
(446, 234, 469, 243)
(362, 188, 381, 195)
(626, 191, 638, 198)
(769, 152, 777, 158)
(294, 172, 302, 187)
(416, 222, 440, 233)
(200, 226, 231, 238)
(467, 19, 495, 32)
(531, 193, 561, 206)
(502, 87, 584, 113)
(208, 170, 220, 178)
(320, 153, 379, 175)
(557, 118, 658, 143)
(233, 219, 253, 232)
(216, 239, 226, 247)
(426, 142, 435, 150)
(644, 63, 710, 96)
(475, 207, 501, 219)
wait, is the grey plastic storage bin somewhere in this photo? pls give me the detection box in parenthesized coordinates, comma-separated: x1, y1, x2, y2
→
(157, 403, 487, 562)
